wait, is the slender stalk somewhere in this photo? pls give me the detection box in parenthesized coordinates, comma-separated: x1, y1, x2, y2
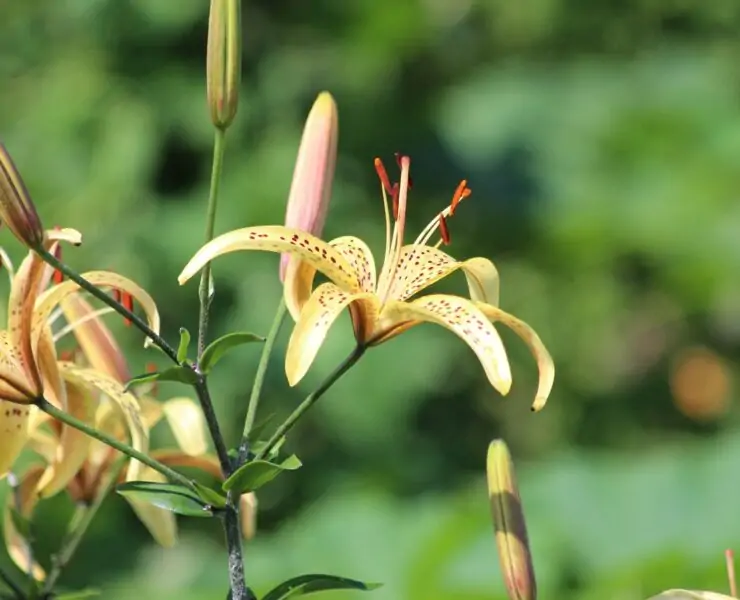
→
(237, 300, 287, 462)
(0, 564, 23, 599)
(194, 378, 231, 474)
(41, 458, 126, 595)
(35, 247, 179, 364)
(197, 127, 227, 357)
(727, 549, 737, 598)
(255, 344, 366, 460)
(223, 505, 247, 600)
(36, 397, 195, 491)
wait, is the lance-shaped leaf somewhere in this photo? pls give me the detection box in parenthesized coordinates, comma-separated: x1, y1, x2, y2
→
(262, 574, 381, 600)
(116, 481, 216, 518)
(176, 327, 191, 363)
(199, 331, 265, 373)
(124, 365, 198, 391)
(487, 440, 536, 600)
(223, 455, 302, 494)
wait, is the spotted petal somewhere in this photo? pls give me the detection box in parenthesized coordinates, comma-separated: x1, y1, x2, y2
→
(3, 466, 45, 580)
(387, 245, 500, 305)
(329, 236, 376, 293)
(0, 400, 31, 475)
(379, 295, 512, 396)
(59, 363, 148, 483)
(285, 283, 378, 386)
(0, 333, 35, 403)
(476, 302, 554, 412)
(33, 270, 160, 353)
(178, 226, 360, 293)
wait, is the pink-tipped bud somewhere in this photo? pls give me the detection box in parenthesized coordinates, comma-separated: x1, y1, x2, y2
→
(207, 0, 242, 130)
(280, 92, 339, 280)
(487, 440, 537, 600)
(0, 143, 44, 248)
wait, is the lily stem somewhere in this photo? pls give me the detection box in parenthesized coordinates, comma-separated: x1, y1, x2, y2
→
(35, 247, 179, 364)
(35, 397, 195, 491)
(255, 344, 367, 460)
(41, 458, 127, 596)
(237, 299, 287, 463)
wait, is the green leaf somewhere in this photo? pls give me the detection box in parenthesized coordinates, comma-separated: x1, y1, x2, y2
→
(193, 481, 227, 509)
(177, 327, 191, 362)
(246, 413, 276, 443)
(222, 455, 302, 494)
(200, 331, 265, 373)
(249, 437, 285, 461)
(124, 365, 198, 391)
(9, 507, 32, 541)
(116, 481, 215, 517)
(54, 590, 101, 599)
(261, 574, 381, 600)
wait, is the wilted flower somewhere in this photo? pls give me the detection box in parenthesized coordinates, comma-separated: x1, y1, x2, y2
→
(487, 440, 536, 600)
(207, 0, 242, 129)
(281, 92, 339, 280)
(179, 155, 554, 409)
(0, 144, 44, 248)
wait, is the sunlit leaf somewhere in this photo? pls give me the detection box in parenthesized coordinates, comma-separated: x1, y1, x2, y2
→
(222, 455, 302, 494)
(261, 574, 381, 600)
(199, 331, 265, 373)
(116, 481, 215, 518)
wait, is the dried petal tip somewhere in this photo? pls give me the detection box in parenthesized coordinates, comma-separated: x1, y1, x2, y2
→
(280, 91, 339, 280)
(0, 144, 45, 248)
(487, 440, 536, 600)
(207, 0, 242, 129)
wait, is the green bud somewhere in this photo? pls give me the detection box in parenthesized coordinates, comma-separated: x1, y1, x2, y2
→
(0, 143, 44, 248)
(487, 440, 536, 600)
(207, 0, 242, 129)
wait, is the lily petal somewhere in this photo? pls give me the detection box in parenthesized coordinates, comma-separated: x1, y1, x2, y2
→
(59, 293, 131, 383)
(0, 401, 31, 475)
(388, 245, 500, 305)
(124, 466, 178, 547)
(476, 303, 554, 412)
(285, 283, 378, 386)
(283, 256, 318, 320)
(162, 398, 208, 457)
(379, 295, 512, 396)
(0, 333, 35, 402)
(33, 270, 161, 352)
(59, 363, 148, 483)
(240, 492, 257, 540)
(178, 226, 360, 293)
(3, 466, 45, 580)
(329, 236, 377, 293)
(36, 379, 96, 498)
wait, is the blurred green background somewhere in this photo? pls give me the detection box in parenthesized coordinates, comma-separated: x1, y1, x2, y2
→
(3, 1, 740, 598)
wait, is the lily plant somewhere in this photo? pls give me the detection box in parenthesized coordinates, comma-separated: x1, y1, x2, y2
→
(179, 155, 554, 410)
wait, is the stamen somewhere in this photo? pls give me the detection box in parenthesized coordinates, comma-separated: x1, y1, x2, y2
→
(394, 152, 413, 189)
(373, 158, 394, 196)
(391, 182, 400, 220)
(122, 292, 134, 327)
(439, 215, 451, 245)
(52, 243, 64, 284)
(450, 180, 469, 216)
(112, 288, 122, 304)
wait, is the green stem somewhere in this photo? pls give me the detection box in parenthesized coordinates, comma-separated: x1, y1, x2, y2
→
(35, 247, 179, 364)
(255, 344, 366, 460)
(0, 566, 23, 599)
(197, 127, 227, 358)
(36, 397, 195, 491)
(194, 378, 231, 475)
(41, 458, 126, 596)
(237, 300, 287, 462)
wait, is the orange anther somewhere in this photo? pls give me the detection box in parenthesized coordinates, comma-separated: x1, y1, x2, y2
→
(145, 362, 158, 373)
(391, 182, 400, 220)
(373, 158, 393, 196)
(439, 215, 451, 245)
(122, 292, 134, 327)
(450, 180, 469, 216)
(112, 288, 122, 303)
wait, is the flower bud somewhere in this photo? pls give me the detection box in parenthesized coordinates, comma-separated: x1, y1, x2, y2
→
(207, 0, 242, 129)
(280, 92, 339, 280)
(487, 440, 536, 600)
(0, 144, 44, 248)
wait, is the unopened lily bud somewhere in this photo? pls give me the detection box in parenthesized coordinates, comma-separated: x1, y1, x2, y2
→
(280, 92, 338, 280)
(240, 492, 257, 540)
(207, 0, 242, 129)
(0, 144, 44, 248)
(487, 440, 536, 600)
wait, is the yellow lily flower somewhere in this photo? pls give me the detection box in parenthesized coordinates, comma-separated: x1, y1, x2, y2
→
(0, 231, 160, 479)
(179, 155, 554, 410)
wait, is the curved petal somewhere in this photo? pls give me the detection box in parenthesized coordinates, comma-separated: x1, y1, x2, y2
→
(59, 364, 148, 483)
(386, 245, 500, 305)
(0, 334, 35, 402)
(162, 398, 208, 457)
(378, 295, 512, 396)
(240, 492, 257, 540)
(329, 236, 377, 293)
(33, 271, 161, 353)
(3, 466, 45, 580)
(124, 466, 178, 547)
(283, 256, 317, 321)
(36, 379, 97, 498)
(177, 226, 360, 293)
(0, 401, 31, 476)
(285, 283, 378, 386)
(476, 303, 554, 412)
(59, 293, 130, 383)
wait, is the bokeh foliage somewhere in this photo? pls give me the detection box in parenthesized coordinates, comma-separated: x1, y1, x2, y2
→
(2, 1, 740, 598)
